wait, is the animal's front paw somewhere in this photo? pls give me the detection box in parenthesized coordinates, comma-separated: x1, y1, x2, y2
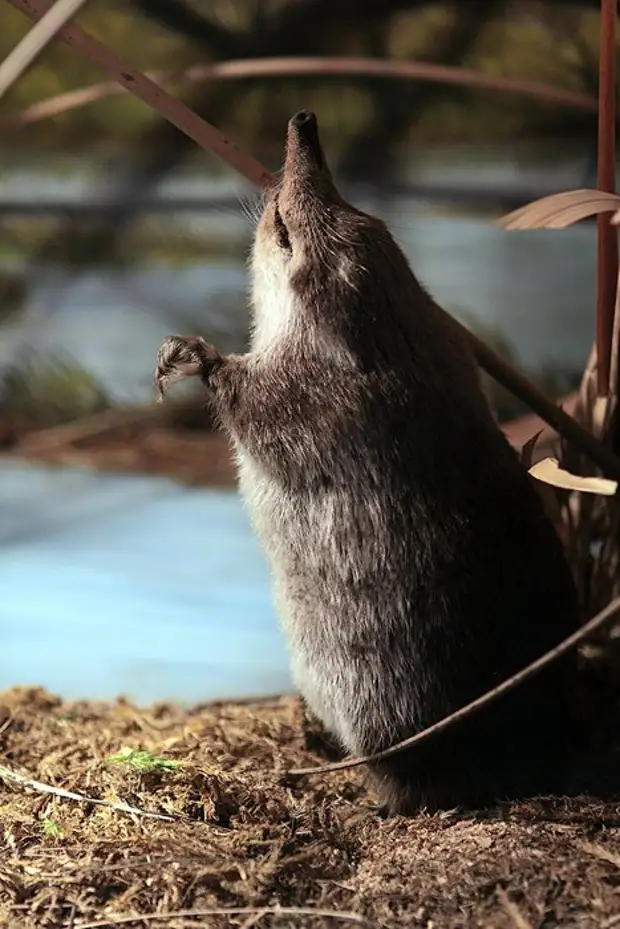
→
(154, 335, 221, 400)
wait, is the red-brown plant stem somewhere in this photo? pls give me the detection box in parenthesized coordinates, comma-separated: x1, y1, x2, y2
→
(596, 0, 618, 397)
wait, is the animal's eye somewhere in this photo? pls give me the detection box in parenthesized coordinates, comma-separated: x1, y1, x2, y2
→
(274, 203, 292, 253)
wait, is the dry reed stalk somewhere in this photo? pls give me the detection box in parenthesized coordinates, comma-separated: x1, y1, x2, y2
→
(0, 0, 89, 101)
(595, 0, 618, 396)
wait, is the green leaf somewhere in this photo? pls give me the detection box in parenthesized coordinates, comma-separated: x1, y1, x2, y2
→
(107, 748, 178, 773)
(42, 818, 64, 839)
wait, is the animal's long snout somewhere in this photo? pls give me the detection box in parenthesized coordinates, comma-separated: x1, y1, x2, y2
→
(285, 109, 326, 177)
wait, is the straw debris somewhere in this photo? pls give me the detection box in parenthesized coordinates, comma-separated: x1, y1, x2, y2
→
(1, 686, 620, 928)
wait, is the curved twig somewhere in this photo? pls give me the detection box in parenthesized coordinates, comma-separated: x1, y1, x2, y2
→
(77, 907, 371, 929)
(288, 596, 620, 777)
(2, 56, 598, 130)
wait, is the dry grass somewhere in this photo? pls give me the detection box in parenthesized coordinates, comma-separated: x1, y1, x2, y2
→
(1, 687, 620, 928)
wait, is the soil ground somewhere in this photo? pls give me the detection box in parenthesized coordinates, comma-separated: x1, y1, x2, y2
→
(1, 687, 620, 929)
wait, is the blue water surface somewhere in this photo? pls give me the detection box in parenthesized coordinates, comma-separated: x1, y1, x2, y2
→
(0, 461, 292, 705)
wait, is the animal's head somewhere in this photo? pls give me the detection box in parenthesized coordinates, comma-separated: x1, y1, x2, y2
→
(253, 110, 342, 268)
(250, 111, 419, 353)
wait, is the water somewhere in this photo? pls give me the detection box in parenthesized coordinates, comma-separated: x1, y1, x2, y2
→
(0, 461, 291, 704)
(0, 142, 600, 703)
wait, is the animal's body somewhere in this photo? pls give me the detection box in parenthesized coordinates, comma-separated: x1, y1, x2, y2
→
(155, 110, 580, 814)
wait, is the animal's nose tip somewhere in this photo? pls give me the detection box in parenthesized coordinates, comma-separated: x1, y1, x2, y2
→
(290, 109, 316, 129)
(287, 110, 323, 169)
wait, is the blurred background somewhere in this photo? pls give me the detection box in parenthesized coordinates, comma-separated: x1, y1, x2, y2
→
(0, 0, 611, 704)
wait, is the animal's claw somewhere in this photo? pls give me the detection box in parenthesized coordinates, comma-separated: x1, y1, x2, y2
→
(154, 335, 220, 399)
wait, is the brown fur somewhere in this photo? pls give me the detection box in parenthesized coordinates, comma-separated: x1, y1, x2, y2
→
(155, 110, 580, 814)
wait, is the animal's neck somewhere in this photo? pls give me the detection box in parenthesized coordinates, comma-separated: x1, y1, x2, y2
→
(250, 261, 300, 354)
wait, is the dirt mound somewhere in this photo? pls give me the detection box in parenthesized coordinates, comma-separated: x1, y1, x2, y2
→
(1, 686, 620, 928)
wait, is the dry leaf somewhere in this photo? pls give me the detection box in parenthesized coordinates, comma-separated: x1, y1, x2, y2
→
(529, 457, 618, 495)
(528, 472, 563, 531)
(497, 189, 620, 230)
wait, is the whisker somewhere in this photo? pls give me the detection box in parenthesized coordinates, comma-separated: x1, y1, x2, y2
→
(238, 197, 259, 228)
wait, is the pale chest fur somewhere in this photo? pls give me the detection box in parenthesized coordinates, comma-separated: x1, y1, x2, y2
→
(249, 233, 299, 354)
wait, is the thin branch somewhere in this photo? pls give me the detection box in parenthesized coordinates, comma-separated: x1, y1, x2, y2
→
(6, 0, 272, 189)
(77, 906, 372, 929)
(288, 596, 620, 777)
(0, 764, 178, 823)
(462, 325, 620, 481)
(502, 392, 577, 452)
(0, 0, 89, 101)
